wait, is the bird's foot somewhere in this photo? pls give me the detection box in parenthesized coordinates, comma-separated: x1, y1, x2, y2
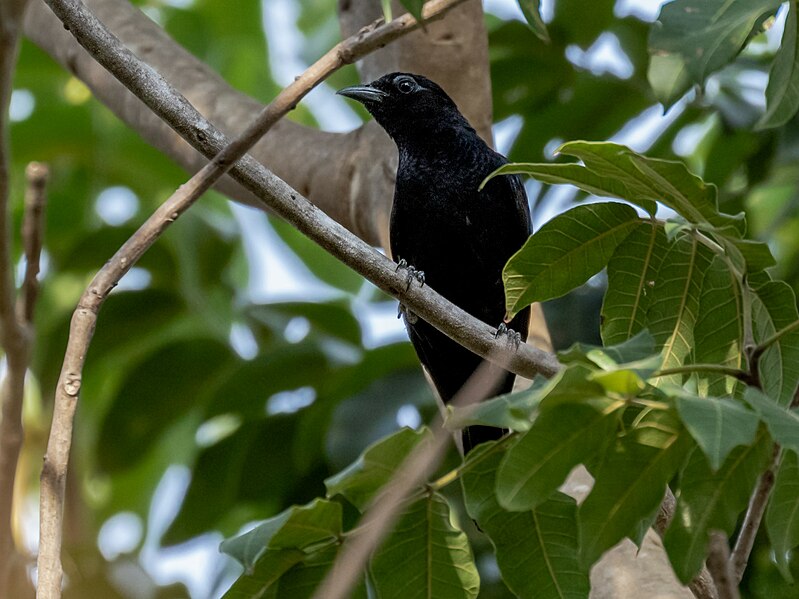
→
(495, 322, 522, 349)
(396, 258, 425, 291)
(397, 302, 419, 324)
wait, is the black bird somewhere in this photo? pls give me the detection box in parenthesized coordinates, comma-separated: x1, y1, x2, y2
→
(338, 73, 531, 453)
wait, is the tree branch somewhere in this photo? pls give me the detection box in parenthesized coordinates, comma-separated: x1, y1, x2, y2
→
(35, 0, 561, 596)
(729, 443, 781, 583)
(707, 531, 740, 599)
(19, 162, 47, 324)
(311, 361, 507, 599)
(0, 1, 37, 595)
(23, 0, 491, 247)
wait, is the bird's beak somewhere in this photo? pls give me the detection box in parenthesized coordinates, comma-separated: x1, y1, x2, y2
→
(336, 84, 388, 104)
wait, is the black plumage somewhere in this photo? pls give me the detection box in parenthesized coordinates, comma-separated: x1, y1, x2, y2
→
(338, 73, 532, 453)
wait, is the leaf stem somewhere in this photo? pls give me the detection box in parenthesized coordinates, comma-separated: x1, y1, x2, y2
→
(652, 364, 748, 380)
(752, 318, 799, 357)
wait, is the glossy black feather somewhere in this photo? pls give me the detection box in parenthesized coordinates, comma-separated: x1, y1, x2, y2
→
(338, 73, 532, 453)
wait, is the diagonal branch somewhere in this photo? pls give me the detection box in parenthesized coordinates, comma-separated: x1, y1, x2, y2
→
(36, 0, 561, 596)
(1, 1, 38, 595)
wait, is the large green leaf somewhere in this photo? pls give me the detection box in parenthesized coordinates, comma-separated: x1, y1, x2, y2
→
(492, 141, 744, 233)
(692, 256, 744, 395)
(751, 280, 799, 405)
(220, 498, 341, 569)
(398, 0, 424, 22)
(502, 202, 639, 316)
(664, 435, 772, 583)
(272, 547, 367, 599)
(462, 443, 589, 599)
(760, 2, 799, 128)
(602, 223, 668, 345)
(647, 235, 715, 381)
(497, 402, 619, 511)
(370, 494, 479, 599)
(222, 550, 305, 599)
(766, 450, 799, 580)
(647, 52, 692, 109)
(97, 338, 235, 473)
(517, 0, 549, 42)
(744, 387, 799, 453)
(649, 0, 782, 83)
(579, 411, 693, 568)
(444, 380, 547, 432)
(324, 427, 431, 511)
(164, 414, 319, 544)
(674, 393, 758, 471)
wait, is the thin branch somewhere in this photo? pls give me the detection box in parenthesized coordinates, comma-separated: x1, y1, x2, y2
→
(707, 531, 740, 599)
(729, 443, 781, 583)
(652, 364, 749, 381)
(311, 361, 508, 599)
(750, 318, 799, 363)
(1, 1, 37, 595)
(37, 0, 561, 376)
(36, 0, 561, 596)
(18, 162, 47, 324)
(656, 488, 719, 599)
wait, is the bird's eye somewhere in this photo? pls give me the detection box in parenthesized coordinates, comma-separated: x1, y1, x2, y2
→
(396, 78, 416, 94)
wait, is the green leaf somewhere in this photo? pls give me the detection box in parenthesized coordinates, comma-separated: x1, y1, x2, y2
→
(649, 0, 782, 83)
(647, 235, 715, 382)
(766, 450, 799, 581)
(503, 202, 640, 316)
(760, 2, 799, 128)
(692, 256, 744, 396)
(744, 387, 799, 453)
(727, 238, 776, 273)
(398, 0, 424, 22)
(752, 280, 799, 406)
(518, 0, 550, 42)
(444, 380, 547, 432)
(561, 329, 658, 367)
(97, 338, 235, 473)
(536, 363, 606, 410)
(647, 52, 693, 109)
(492, 141, 744, 233)
(220, 499, 342, 570)
(664, 435, 772, 583)
(370, 494, 479, 599)
(324, 427, 431, 511)
(579, 411, 692, 568)
(602, 224, 669, 345)
(674, 393, 758, 471)
(222, 550, 305, 598)
(462, 443, 589, 599)
(497, 402, 620, 511)
(273, 547, 367, 599)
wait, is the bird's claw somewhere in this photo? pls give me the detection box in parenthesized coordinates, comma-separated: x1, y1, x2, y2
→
(495, 323, 522, 349)
(397, 303, 418, 324)
(396, 258, 425, 291)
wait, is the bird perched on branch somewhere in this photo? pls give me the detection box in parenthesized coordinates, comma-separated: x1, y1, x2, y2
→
(338, 73, 531, 453)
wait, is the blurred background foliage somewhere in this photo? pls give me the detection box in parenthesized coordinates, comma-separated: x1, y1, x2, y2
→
(6, 0, 799, 596)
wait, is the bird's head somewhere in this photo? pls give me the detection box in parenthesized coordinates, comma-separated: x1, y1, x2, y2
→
(337, 72, 469, 142)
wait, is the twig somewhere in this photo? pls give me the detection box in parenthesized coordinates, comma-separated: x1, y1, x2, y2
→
(707, 531, 740, 599)
(28, 7, 560, 375)
(652, 364, 749, 381)
(656, 488, 719, 599)
(1, 1, 38, 594)
(19, 163, 48, 324)
(749, 318, 799, 368)
(729, 443, 781, 583)
(36, 0, 562, 597)
(311, 361, 508, 599)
